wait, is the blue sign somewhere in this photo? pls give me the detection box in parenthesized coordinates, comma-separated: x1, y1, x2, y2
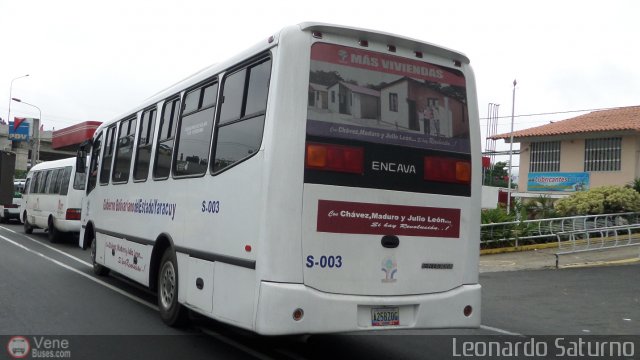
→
(8, 119, 30, 142)
(528, 172, 590, 192)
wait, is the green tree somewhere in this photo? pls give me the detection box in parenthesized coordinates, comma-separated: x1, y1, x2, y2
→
(524, 195, 558, 219)
(483, 161, 511, 187)
(627, 178, 640, 193)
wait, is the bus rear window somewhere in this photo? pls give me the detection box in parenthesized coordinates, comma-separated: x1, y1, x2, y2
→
(307, 42, 469, 152)
(306, 42, 471, 196)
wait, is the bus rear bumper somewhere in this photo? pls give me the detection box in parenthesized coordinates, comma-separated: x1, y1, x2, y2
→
(255, 282, 481, 335)
(55, 219, 81, 233)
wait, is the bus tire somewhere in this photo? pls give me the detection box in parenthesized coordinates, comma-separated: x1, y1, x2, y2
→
(48, 217, 61, 243)
(23, 213, 33, 234)
(158, 249, 188, 327)
(90, 234, 110, 276)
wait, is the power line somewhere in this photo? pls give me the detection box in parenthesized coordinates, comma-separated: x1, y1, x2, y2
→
(479, 105, 633, 121)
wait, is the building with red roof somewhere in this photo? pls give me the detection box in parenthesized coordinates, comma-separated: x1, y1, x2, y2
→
(491, 106, 640, 193)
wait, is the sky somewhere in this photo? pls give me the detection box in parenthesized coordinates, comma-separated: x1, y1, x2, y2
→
(1, 0, 639, 170)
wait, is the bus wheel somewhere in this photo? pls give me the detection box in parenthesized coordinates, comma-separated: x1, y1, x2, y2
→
(47, 217, 61, 243)
(23, 214, 33, 234)
(90, 235, 110, 276)
(158, 249, 188, 327)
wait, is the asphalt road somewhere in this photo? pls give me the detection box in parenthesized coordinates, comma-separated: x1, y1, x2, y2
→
(0, 222, 638, 360)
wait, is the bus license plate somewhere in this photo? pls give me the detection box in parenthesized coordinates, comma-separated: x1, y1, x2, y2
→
(371, 307, 400, 326)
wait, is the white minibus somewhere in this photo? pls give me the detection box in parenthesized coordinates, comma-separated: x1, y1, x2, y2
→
(22, 157, 85, 242)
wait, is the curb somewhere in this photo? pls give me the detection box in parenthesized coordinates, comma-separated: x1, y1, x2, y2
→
(480, 242, 558, 255)
(559, 257, 640, 269)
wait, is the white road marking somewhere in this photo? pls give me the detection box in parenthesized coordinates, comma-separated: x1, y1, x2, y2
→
(0, 233, 158, 311)
(480, 324, 523, 336)
(1, 226, 92, 267)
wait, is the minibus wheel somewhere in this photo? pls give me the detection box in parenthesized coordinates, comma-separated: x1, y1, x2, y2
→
(158, 249, 188, 327)
(23, 213, 33, 234)
(90, 234, 110, 276)
(47, 217, 61, 243)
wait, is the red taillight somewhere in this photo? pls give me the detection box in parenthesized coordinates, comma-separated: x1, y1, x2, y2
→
(424, 156, 471, 184)
(66, 208, 81, 221)
(306, 142, 364, 174)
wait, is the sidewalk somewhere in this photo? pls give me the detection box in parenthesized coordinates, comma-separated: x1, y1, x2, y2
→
(479, 244, 640, 272)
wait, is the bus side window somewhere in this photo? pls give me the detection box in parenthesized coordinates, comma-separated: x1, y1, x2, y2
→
(60, 167, 72, 196)
(41, 170, 53, 194)
(23, 178, 30, 194)
(112, 116, 137, 183)
(31, 172, 40, 194)
(48, 168, 62, 194)
(134, 108, 156, 181)
(154, 98, 180, 180)
(213, 57, 271, 173)
(73, 171, 86, 190)
(87, 131, 103, 194)
(100, 126, 116, 185)
(174, 81, 218, 177)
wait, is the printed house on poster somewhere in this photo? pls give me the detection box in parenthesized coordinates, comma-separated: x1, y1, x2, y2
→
(327, 81, 380, 119)
(308, 83, 329, 110)
(379, 77, 468, 137)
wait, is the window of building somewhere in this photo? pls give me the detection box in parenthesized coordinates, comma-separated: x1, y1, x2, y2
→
(212, 57, 271, 173)
(134, 108, 156, 181)
(389, 93, 398, 112)
(174, 81, 218, 177)
(529, 141, 560, 172)
(112, 117, 137, 183)
(154, 98, 180, 180)
(584, 137, 622, 171)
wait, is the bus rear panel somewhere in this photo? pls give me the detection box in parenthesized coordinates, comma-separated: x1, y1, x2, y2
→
(255, 26, 481, 334)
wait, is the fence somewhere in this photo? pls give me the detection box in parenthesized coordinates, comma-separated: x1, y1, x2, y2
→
(480, 212, 640, 247)
(554, 224, 640, 268)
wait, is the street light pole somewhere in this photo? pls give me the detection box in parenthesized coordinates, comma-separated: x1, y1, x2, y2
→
(507, 79, 517, 214)
(11, 97, 41, 164)
(7, 74, 29, 124)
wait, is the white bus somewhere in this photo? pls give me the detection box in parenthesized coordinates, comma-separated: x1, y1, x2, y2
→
(77, 23, 481, 335)
(22, 157, 85, 242)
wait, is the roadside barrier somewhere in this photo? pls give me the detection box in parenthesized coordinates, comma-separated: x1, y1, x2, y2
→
(554, 224, 640, 268)
(481, 212, 640, 247)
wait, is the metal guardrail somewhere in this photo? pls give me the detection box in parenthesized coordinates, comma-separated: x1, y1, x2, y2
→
(554, 224, 640, 268)
(480, 212, 640, 247)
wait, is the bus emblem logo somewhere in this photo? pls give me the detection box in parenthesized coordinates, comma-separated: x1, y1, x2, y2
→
(338, 50, 349, 63)
(381, 257, 397, 283)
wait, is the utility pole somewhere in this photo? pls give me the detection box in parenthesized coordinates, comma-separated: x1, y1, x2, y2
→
(507, 79, 517, 214)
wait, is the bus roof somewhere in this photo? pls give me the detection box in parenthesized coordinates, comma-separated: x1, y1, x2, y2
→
(299, 22, 470, 64)
(29, 157, 77, 172)
(97, 22, 470, 134)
